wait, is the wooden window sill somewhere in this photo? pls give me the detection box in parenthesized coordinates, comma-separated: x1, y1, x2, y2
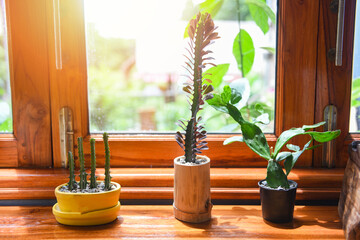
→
(0, 205, 344, 239)
(0, 168, 344, 200)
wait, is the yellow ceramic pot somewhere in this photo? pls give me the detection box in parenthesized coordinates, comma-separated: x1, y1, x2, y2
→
(53, 201, 121, 226)
(54, 181, 121, 213)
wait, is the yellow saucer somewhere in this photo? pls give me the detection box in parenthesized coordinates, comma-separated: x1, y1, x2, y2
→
(52, 201, 121, 226)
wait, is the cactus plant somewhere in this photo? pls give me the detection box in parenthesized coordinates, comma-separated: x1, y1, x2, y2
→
(89, 138, 97, 189)
(78, 137, 88, 190)
(103, 132, 112, 190)
(67, 151, 76, 191)
(175, 12, 219, 163)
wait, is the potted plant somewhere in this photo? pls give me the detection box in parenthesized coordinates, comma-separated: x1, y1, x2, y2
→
(52, 132, 121, 226)
(173, 12, 219, 223)
(208, 86, 341, 223)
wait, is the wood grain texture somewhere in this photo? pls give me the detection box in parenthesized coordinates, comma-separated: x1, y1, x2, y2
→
(314, 0, 357, 168)
(46, 0, 88, 168)
(275, 0, 320, 166)
(0, 187, 342, 201)
(0, 205, 345, 239)
(0, 137, 17, 167)
(6, 0, 52, 167)
(0, 168, 344, 188)
(173, 157, 211, 223)
(0, 168, 344, 200)
(81, 134, 277, 167)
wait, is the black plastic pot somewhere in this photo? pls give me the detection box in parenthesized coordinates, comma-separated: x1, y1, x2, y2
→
(258, 180, 298, 223)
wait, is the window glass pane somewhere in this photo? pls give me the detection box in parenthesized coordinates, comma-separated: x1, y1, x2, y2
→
(350, 1, 360, 132)
(85, 0, 276, 133)
(0, 0, 11, 133)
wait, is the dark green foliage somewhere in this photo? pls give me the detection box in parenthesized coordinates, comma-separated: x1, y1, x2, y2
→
(67, 151, 76, 191)
(90, 138, 97, 189)
(78, 137, 88, 190)
(103, 132, 112, 190)
(208, 86, 341, 189)
(175, 12, 219, 163)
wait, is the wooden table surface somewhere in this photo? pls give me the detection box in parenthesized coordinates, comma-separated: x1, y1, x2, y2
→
(0, 205, 344, 239)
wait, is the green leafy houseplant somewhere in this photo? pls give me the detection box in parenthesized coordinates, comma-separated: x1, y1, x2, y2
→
(208, 86, 341, 189)
(173, 12, 219, 223)
(53, 132, 121, 226)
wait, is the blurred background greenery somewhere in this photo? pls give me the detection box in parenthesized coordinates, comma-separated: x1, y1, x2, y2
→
(85, 0, 277, 133)
(0, 3, 12, 133)
(0, 0, 358, 134)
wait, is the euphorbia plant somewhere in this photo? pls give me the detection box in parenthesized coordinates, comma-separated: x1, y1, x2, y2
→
(208, 86, 341, 189)
(175, 12, 219, 162)
(65, 133, 113, 192)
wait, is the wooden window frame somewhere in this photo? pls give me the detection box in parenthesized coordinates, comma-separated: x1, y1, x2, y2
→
(46, 0, 357, 169)
(0, 0, 358, 201)
(0, 0, 53, 168)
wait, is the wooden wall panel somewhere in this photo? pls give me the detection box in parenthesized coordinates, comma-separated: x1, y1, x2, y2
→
(6, 0, 52, 167)
(314, 0, 357, 167)
(46, 0, 88, 167)
(276, 0, 320, 166)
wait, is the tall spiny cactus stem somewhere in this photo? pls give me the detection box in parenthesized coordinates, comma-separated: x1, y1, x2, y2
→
(78, 137, 88, 190)
(89, 138, 97, 189)
(175, 13, 219, 163)
(67, 151, 76, 191)
(103, 132, 112, 190)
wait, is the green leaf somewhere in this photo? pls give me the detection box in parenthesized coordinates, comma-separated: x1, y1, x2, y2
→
(260, 47, 275, 54)
(284, 140, 311, 176)
(207, 94, 228, 113)
(224, 136, 243, 145)
(274, 126, 340, 158)
(307, 130, 341, 142)
(230, 88, 242, 104)
(221, 85, 231, 103)
(233, 29, 255, 76)
(266, 160, 289, 189)
(203, 64, 230, 89)
(306, 144, 322, 150)
(226, 103, 244, 124)
(199, 0, 224, 16)
(247, 0, 269, 34)
(273, 127, 305, 156)
(183, 0, 224, 38)
(275, 151, 292, 162)
(286, 144, 300, 151)
(240, 121, 271, 160)
(302, 121, 326, 131)
(244, 0, 276, 23)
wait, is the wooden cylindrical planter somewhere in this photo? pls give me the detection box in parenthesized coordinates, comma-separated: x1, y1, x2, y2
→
(173, 155, 212, 223)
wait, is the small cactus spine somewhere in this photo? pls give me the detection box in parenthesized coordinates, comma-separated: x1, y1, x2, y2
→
(103, 132, 112, 190)
(67, 151, 76, 191)
(78, 137, 88, 190)
(90, 138, 97, 189)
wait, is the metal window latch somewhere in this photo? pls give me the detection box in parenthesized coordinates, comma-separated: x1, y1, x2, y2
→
(59, 107, 74, 168)
(335, 0, 346, 66)
(322, 105, 337, 168)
